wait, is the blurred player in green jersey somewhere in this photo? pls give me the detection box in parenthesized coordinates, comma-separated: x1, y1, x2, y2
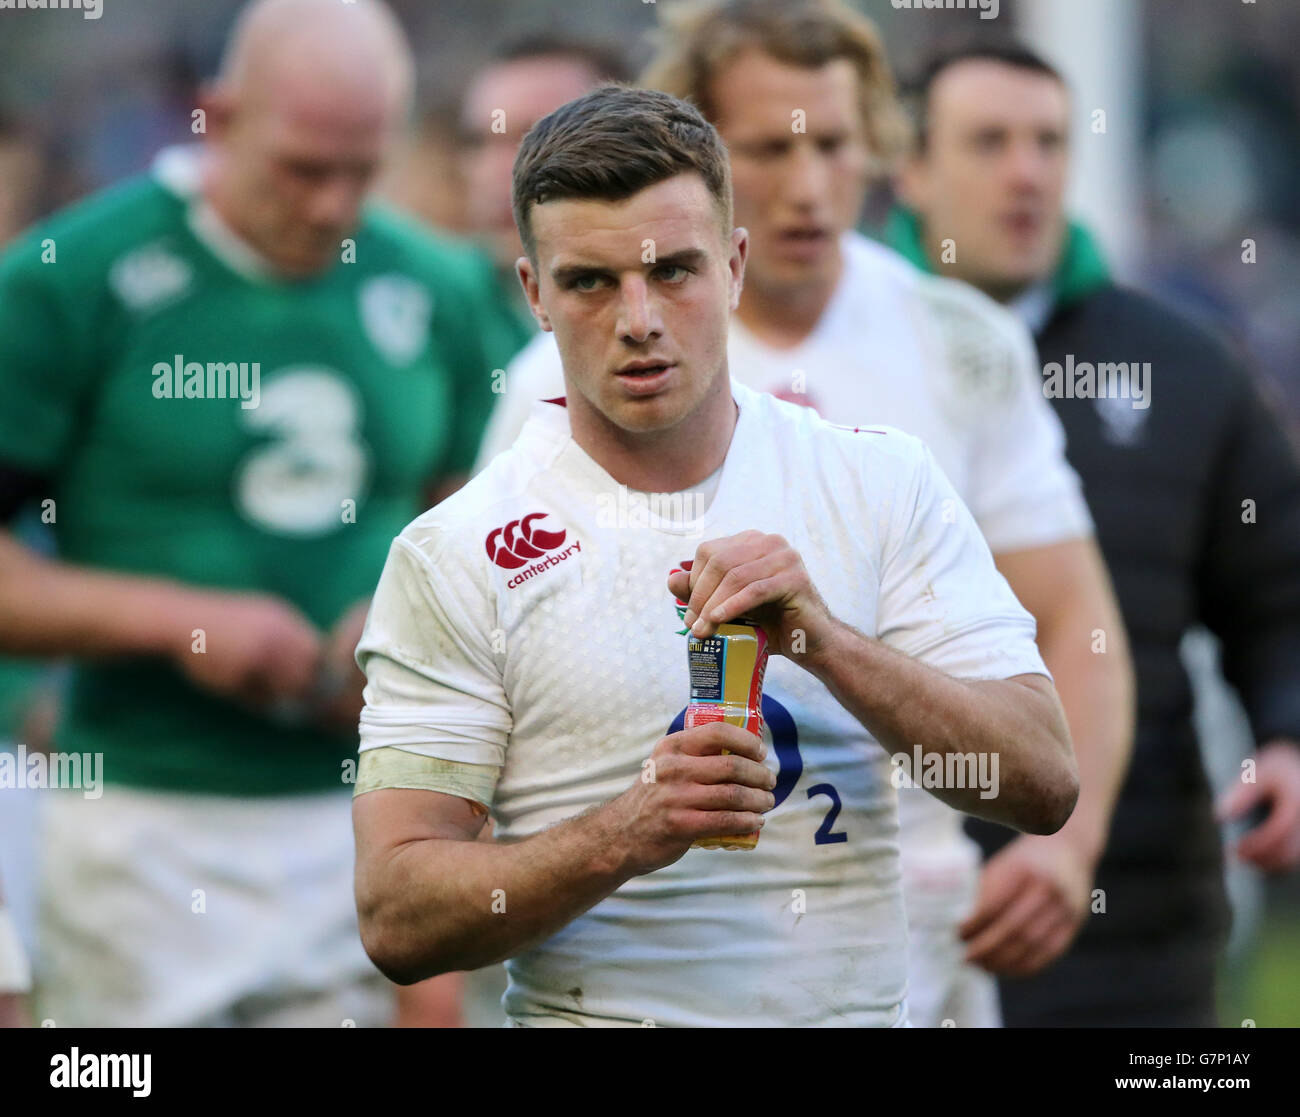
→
(0, 109, 51, 1030)
(0, 0, 503, 1026)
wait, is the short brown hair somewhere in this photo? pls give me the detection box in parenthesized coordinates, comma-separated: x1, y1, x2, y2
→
(908, 41, 1066, 153)
(642, 0, 908, 168)
(512, 84, 733, 258)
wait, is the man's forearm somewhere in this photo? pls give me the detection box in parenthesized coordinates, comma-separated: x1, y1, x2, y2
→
(804, 620, 1077, 833)
(359, 802, 637, 984)
(0, 532, 188, 659)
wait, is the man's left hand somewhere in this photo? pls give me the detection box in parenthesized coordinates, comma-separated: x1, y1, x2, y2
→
(959, 833, 1094, 977)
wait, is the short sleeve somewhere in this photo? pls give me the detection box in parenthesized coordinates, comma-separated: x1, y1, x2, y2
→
(964, 312, 1093, 553)
(356, 535, 512, 769)
(472, 332, 566, 475)
(876, 437, 1050, 682)
(0, 238, 96, 472)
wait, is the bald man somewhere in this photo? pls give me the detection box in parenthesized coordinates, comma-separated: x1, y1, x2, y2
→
(0, 0, 502, 1027)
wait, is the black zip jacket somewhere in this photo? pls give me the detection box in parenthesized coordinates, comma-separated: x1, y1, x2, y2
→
(967, 282, 1300, 1026)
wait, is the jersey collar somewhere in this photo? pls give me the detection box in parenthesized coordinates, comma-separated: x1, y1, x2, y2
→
(517, 379, 759, 537)
(153, 144, 281, 283)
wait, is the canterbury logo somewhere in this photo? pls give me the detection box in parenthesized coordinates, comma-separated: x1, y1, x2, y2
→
(485, 512, 568, 570)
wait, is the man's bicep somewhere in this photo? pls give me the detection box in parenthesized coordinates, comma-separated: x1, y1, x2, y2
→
(352, 786, 486, 931)
(354, 786, 486, 855)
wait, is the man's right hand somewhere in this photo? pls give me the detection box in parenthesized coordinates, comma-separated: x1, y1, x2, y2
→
(165, 590, 324, 714)
(604, 722, 776, 876)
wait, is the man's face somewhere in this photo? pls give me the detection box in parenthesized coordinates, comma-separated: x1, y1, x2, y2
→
(709, 49, 871, 296)
(900, 60, 1070, 299)
(461, 56, 603, 268)
(207, 83, 398, 277)
(519, 172, 745, 439)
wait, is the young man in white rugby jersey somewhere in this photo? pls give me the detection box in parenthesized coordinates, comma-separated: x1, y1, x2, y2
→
(477, 0, 1134, 1027)
(351, 84, 1078, 1028)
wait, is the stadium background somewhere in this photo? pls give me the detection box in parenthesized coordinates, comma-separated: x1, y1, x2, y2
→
(0, 0, 1297, 1025)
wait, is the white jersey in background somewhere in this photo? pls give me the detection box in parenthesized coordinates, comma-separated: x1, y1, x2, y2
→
(474, 232, 1093, 1027)
(357, 381, 1050, 1027)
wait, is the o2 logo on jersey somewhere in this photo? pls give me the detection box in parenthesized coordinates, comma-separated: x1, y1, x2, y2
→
(485, 513, 568, 569)
(668, 696, 847, 845)
(234, 367, 371, 537)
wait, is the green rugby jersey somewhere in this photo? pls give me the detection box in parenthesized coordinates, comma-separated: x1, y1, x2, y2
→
(0, 657, 44, 742)
(464, 242, 539, 380)
(0, 147, 510, 795)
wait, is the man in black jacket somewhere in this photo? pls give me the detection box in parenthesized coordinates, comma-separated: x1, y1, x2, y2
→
(886, 42, 1300, 1025)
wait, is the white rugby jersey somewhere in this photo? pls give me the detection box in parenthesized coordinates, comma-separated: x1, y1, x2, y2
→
(474, 232, 1091, 923)
(357, 381, 1049, 1027)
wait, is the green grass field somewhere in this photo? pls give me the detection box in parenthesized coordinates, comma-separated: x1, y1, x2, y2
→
(1219, 912, 1300, 1027)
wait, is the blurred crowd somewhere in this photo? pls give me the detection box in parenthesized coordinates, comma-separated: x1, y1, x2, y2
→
(2, 0, 1298, 415)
